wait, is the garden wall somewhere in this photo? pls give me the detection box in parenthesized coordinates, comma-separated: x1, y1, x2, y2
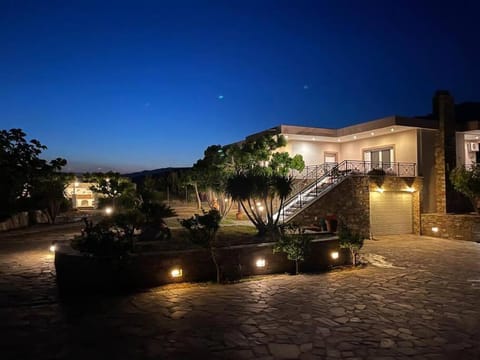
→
(421, 213, 480, 242)
(55, 238, 348, 292)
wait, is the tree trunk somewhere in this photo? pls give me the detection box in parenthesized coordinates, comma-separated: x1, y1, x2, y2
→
(210, 247, 220, 283)
(351, 249, 356, 266)
(295, 260, 299, 275)
(193, 183, 202, 209)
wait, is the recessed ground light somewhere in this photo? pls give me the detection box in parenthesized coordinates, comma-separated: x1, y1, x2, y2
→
(337, 139, 341, 142)
(432, 227, 439, 233)
(170, 268, 183, 278)
(353, 135, 357, 139)
(390, 128, 395, 132)
(406, 187, 415, 193)
(331, 251, 339, 260)
(371, 132, 375, 136)
(256, 258, 266, 268)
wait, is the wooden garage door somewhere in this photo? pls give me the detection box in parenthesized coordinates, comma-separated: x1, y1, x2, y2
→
(370, 192, 413, 235)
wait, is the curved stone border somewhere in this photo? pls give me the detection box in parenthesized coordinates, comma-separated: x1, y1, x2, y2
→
(54, 237, 349, 292)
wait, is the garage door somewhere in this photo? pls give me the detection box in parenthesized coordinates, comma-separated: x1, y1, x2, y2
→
(370, 192, 412, 235)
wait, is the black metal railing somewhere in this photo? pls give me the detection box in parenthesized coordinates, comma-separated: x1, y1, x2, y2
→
(278, 160, 416, 223)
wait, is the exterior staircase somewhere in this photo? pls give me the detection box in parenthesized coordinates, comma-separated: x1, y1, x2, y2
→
(276, 160, 416, 223)
(276, 161, 349, 223)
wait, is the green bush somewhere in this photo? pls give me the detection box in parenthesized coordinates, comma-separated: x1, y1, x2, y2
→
(71, 218, 131, 256)
(338, 225, 364, 266)
(180, 209, 222, 282)
(273, 223, 311, 274)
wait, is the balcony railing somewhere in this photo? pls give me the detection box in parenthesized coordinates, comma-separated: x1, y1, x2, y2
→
(291, 160, 416, 179)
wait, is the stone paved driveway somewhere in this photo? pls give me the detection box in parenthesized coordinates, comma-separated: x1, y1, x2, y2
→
(0, 234, 479, 359)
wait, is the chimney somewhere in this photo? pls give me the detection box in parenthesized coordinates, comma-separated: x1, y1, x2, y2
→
(432, 90, 456, 213)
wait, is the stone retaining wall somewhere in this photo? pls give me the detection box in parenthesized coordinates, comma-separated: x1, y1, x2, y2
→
(421, 213, 480, 242)
(0, 212, 29, 232)
(55, 238, 348, 292)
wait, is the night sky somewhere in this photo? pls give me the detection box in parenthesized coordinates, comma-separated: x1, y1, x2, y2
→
(1, 0, 479, 173)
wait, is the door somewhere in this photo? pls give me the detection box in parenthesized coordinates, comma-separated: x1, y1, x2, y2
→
(370, 192, 413, 235)
(324, 153, 337, 164)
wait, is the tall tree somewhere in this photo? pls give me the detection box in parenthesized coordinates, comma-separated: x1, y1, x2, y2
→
(30, 158, 73, 224)
(0, 128, 68, 219)
(192, 145, 234, 218)
(225, 134, 304, 236)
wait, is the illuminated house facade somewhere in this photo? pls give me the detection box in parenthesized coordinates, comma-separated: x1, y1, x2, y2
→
(65, 181, 96, 209)
(241, 91, 480, 239)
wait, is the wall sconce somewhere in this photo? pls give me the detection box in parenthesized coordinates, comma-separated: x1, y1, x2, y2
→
(376, 187, 384, 193)
(432, 227, 439, 233)
(255, 258, 266, 268)
(170, 268, 183, 278)
(406, 187, 414, 193)
(331, 251, 339, 260)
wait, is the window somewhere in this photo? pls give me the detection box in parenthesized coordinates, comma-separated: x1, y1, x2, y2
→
(364, 148, 394, 169)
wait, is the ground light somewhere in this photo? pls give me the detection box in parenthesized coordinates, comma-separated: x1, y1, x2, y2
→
(255, 258, 266, 268)
(105, 206, 113, 215)
(330, 251, 339, 260)
(376, 187, 384, 193)
(170, 268, 183, 278)
(49, 244, 57, 252)
(432, 227, 439, 233)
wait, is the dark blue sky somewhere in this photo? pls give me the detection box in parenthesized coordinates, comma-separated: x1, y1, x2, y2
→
(1, 0, 479, 172)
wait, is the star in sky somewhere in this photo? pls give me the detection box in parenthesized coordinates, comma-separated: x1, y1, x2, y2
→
(217, 95, 224, 100)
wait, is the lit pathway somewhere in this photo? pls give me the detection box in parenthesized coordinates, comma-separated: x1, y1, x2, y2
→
(0, 234, 479, 359)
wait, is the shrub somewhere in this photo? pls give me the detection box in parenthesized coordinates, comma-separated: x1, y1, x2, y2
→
(180, 209, 222, 282)
(338, 224, 364, 266)
(273, 223, 311, 274)
(367, 168, 386, 176)
(71, 218, 131, 256)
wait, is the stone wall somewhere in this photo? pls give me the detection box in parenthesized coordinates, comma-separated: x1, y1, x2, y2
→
(0, 212, 29, 232)
(288, 176, 423, 237)
(55, 239, 348, 292)
(421, 213, 480, 242)
(288, 176, 371, 238)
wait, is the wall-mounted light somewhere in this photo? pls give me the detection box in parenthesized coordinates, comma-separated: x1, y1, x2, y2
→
(371, 132, 375, 136)
(390, 128, 395, 132)
(353, 135, 357, 139)
(49, 244, 57, 252)
(255, 258, 266, 268)
(331, 251, 339, 260)
(170, 268, 183, 278)
(376, 187, 384, 193)
(406, 187, 414, 193)
(432, 227, 439, 233)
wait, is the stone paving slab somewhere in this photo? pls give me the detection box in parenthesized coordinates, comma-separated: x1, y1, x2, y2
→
(0, 234, 479, 359)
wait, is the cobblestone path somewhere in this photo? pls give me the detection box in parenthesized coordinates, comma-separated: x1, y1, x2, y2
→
(0, 233, 478, 359)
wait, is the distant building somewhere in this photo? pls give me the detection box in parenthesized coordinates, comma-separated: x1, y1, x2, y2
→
(65, 181, 96, 209)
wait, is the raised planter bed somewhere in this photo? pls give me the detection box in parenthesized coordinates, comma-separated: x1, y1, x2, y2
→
(54, 236, 349, 293)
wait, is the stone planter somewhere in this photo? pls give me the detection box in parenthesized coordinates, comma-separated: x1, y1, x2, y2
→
(55, 237, 348, 293)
